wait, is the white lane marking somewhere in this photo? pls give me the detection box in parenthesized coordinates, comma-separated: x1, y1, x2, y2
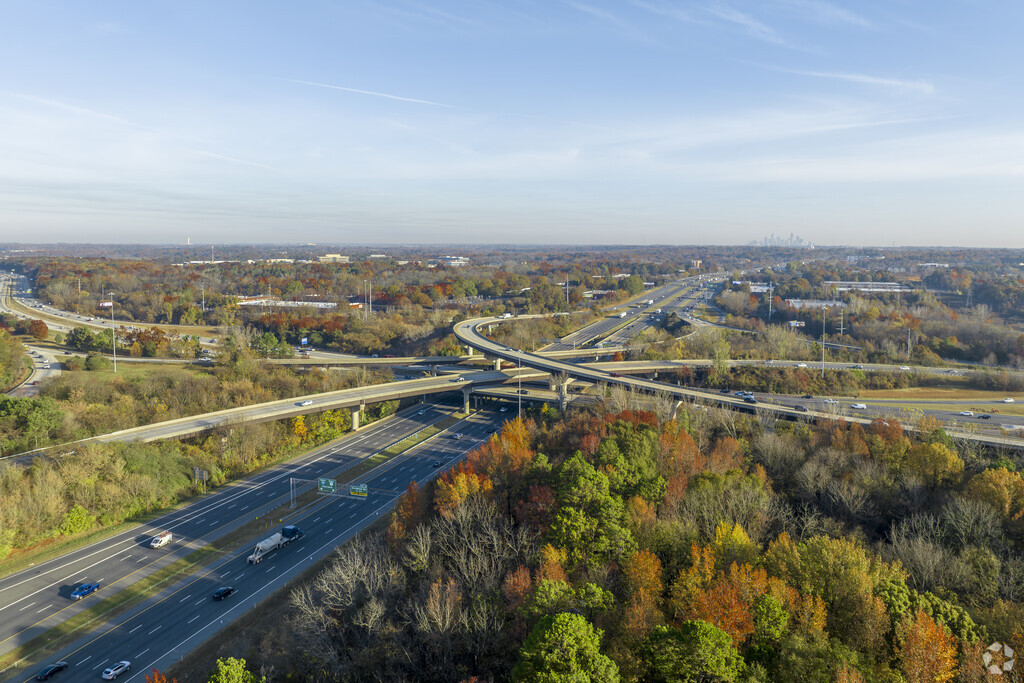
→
(36, 603, 52, 613)
(130, 624, 144, 633)
(76, 656, 91, 666)
(187, 614, 201, 624)
(265, 567, 276, 574)
(221, 572, 230, 578)
(179, 595, 192, 603)
(18, 601, 35, 611)
(149, 626, 161, 635)
(194, 599, 205, 606)
(137, 647, 150, 657)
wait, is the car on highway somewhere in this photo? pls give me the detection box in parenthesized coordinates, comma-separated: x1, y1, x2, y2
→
(70, 582, 101, 600)
(979, 414, 992, 419)
(743, 396, 758, 404)
(959, 411, 974, 416)
(823, 398, 839, 405)
(101, 661, 130, 680)
(298, 400, 313, 406)
(212, 586, 236, 601)
(899, 366, 911, 371)
(802, 394, 813, 399)
(417, 409, 426, 415)
(850, 403, 868, 410)
(1004, 398, 1015, 403)
(796, 363, 808, 368)
(517, 389, 529, 395)
(431, 460, 443, 468)
(720, 388, 731, 394)
(34, 661, 68, 680)
(499, 406, 507, 412)
(852, 365, 864, 370)
(795, 405, 809, 412)
(608, 372, 622, 378)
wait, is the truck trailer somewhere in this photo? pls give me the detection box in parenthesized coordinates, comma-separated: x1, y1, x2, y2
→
(247, 525, 304, 564)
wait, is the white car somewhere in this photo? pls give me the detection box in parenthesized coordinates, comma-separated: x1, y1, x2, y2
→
(1003, 398, 1015, 404)
(298, 400, 313, 407)
(959, 411, 973, 416)
(102, 661, 131, 680)
(899, 366, 911, 371)
(823, 398, 839, 405)
(796, 363, 808, 368)
(850, 403, 867, 410)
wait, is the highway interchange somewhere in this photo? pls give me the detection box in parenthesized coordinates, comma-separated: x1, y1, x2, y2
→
(1, 270, 1023, 680)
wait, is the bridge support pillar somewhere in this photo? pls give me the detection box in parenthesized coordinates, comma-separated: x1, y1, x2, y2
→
(494, 358, 502, 371)
(351, 404, 363, 431)
(671, 400, 685, 421)
(430, 364, 438, 377)
(466, 346, 475, 356)
(557, 378, 575, 412)
(461, 386, 472, 414)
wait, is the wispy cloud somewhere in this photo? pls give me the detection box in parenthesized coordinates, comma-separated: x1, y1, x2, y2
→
(286, 79, 456, 108)
(628, 0, 702, 24)
(779, 0, 873, 28)
(8, 92, 150, 130)
(188, 150, 273, 170)
(705, 4, 790, 46)
(783, 69, 935, 95)
(563, 0, 621, 24)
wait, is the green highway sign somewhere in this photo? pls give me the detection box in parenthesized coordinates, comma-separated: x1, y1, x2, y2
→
(349, 484, 368, 497)
(317, 478, 337, 494)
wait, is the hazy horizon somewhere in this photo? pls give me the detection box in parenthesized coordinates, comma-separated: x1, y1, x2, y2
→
(2, 2, 1023, 247)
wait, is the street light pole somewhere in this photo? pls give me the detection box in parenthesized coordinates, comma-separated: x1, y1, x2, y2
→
(821, 307, 827, 378)
(517, 354, 522, 418)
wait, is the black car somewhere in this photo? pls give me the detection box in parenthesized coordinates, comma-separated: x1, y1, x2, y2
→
(431, 460, 443, 468)
(802, 394, 813, 399)
(720, 388, 731, 394)
(743, 396, 758, 404)
(212, 586, 236, 601)
(35, 662, 68, 680)
(979, 414, 992, 419)
(795, 405, 809, 412)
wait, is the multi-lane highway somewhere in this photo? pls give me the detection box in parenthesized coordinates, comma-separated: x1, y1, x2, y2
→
(0, 401, 505, 682)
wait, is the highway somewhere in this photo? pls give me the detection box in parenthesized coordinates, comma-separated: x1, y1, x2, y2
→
(455, 316, 1024, 447)
(0, 401, 506, 682)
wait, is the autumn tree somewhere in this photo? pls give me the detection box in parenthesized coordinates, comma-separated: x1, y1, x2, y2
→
(907, 442, 963, 488)
(28, 319, 48, 340)
(965, 466, 1024, 519)
(898, 609, 958, 683)
(433, 461, 493, 517)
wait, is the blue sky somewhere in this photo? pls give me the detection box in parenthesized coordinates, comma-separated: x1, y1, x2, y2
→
(1, 1, 1022, 246)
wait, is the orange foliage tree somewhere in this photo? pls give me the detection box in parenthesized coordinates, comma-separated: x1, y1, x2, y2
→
(899, 609, 958, 683)
(433, 462, 493, 517)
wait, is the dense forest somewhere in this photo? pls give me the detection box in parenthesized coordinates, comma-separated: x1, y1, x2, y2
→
(202, 402, 1024, 682)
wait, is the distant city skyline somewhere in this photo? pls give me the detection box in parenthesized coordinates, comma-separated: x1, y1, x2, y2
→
(1, 2, 1023, 246)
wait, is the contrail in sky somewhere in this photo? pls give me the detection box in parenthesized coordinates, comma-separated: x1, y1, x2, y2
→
(286, 79, 456, 108)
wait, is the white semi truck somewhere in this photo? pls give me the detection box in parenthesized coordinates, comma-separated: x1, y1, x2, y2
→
(247, 525, 304, 564)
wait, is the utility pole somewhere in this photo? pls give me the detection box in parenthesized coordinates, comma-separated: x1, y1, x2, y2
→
(767, 284, 773, 321)
(821, 307, 827, 378)
(107, 292, 117, 374)
(201, 283, 205, 312)
(839, 307, 844, 335)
